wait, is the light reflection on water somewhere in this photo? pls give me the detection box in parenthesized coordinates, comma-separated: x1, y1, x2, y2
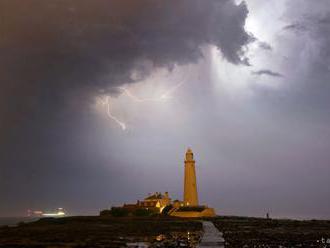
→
(127, 231, 201, 248)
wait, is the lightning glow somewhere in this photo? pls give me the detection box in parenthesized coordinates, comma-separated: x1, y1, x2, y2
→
(119, 87, 169, 102)
(97, 96, 127, 130)
(97, 66, 190, 130)
(119, 80, 184, 102)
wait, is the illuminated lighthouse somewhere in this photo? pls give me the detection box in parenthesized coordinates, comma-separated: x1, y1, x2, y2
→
(184, 148, 199, 206)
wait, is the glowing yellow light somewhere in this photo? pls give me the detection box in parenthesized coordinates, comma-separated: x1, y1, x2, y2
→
(156, 234, 166, 241)
(42, 210, 66, 217)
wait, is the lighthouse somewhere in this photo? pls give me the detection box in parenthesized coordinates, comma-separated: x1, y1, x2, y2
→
(168, 148, 216, 217)
(184, 148, 199, 206)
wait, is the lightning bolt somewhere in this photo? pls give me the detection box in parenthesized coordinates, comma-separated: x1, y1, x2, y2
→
(98, 67, 189, 130)
(119, 76, 185, 102)
(118, 87, 169, 102)
(118, 82, 183, 102)
(159, 80, 185, 99)
(97, 96, 127, 130)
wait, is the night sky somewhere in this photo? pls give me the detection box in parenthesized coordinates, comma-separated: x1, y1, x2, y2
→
(1, 0, 330, 219)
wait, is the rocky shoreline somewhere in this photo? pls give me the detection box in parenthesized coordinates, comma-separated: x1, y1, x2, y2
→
(212, 216, 330, 248)
(0, 216, 202, 248)
(1, 216, 330, 248)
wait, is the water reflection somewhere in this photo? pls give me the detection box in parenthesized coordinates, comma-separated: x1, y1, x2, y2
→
(126, 230, 201, 248)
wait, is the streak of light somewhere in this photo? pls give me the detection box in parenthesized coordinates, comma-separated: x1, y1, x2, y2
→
(118, 71, 187, 102)
(98, 67, 190, 130)
(118, 87, 169, 102)
(118, 80, 184, 102)
(97, 96, 127, 130)
(160, 80, 185, 99)
(42, 211, 65, 217)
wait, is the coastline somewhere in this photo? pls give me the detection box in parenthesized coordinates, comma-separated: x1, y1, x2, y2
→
(0, 215, 329, 247)
(0, 217, 39, 227)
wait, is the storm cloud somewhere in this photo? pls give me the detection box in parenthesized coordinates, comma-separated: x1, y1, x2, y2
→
(0, 0, 253, 216)
(0, 0, 253, 142)
(258, 41, 272, 51)
(252, 69, 283, 77)
(1, 0, 330, 219)
(0, 1, 252, 92)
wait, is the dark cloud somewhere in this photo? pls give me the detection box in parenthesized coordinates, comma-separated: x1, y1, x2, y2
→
(0, 0, 252, 139)
(318, 13, 330, 24)
(280, 6, 330, 110)
(258, 41, 272, 51)
(283, 23, 308, 33)
(252, 69, 283, 77)
(0, 0, 252, 216)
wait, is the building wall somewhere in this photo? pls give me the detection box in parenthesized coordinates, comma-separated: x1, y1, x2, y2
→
(170, 208, 216, 218)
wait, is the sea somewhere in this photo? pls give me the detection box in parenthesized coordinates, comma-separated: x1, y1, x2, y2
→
(0, 217, 39, 227)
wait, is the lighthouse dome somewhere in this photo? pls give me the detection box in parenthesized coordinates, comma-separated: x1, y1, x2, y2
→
(185, 148, 194, 161)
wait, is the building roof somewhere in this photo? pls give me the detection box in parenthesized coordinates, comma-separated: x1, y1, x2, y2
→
(144, 192, 164, 200)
